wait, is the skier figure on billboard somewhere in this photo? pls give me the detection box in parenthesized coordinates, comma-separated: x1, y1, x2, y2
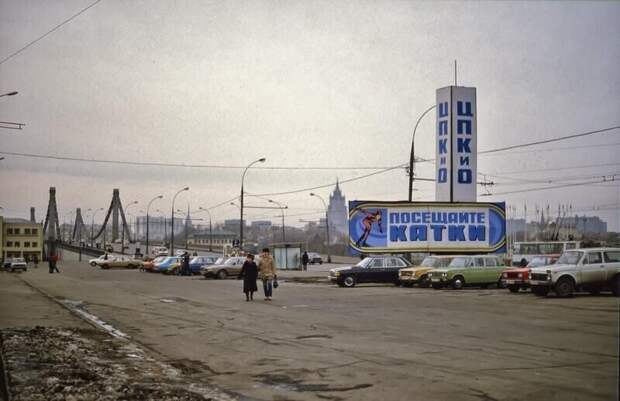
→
(355, 209, 383, 247)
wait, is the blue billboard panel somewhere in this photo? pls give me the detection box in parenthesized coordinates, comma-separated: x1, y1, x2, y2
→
(349, 201, 506, 254)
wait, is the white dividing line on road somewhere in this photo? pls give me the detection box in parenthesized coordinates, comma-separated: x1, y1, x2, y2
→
(61, 300, 128, 339)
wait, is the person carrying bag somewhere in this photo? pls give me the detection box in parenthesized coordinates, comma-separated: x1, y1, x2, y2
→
(258, 248, 277, 301)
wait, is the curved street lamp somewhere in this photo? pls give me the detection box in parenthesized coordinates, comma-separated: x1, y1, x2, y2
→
(310, 193, 331, 263)
(198, 207, 213, 252)
(268, 199, 288, 242)
(408, 104, 436, 201)
(170, 187, 189, 255)
(146, 195, 163, 256)
(240, 157, 266, 250)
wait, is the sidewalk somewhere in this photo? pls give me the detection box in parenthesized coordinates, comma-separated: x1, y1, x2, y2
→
(0, 271, 89, 329)
(0, 272, 237, 401)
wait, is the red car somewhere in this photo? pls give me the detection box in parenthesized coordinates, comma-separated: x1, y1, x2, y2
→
(501, 255, 559, 293)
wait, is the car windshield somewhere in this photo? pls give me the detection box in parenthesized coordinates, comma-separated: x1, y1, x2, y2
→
(153, 256, 166, 263)
(528, 256, 551, 267)
(14, 258, 25, 263)
(214, 258, 225, 265)
(420, 257, 438, 267)
(162, 257, 177, 263)
(224, 258, 238, 265)
(190, 257, 202, 264)
(355, 258, 373, 268)
(556, 251, 582, 265)
(449, 257, 470, 268)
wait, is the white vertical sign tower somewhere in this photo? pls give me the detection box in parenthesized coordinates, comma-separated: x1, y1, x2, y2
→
(435, 86, 477, 202)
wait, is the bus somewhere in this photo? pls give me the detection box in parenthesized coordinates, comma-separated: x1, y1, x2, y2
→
(511, 241, 581, 266)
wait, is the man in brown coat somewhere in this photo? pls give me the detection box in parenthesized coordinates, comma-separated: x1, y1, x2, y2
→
(258, 248, 276, 301)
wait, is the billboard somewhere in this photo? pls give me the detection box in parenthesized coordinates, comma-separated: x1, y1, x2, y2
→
(436, 86, 477, 202)
(348, 201, 506, 254)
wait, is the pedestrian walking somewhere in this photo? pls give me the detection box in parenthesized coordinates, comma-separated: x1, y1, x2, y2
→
(238, 254, 258, 301)
(183, 252, 191, 275)
(302, 251, 309, 271)
(33, 254, 39, 269)
(258, 248, 276, 301)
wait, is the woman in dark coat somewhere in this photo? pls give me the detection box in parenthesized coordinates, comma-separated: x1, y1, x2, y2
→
(239, 254, 258, 301)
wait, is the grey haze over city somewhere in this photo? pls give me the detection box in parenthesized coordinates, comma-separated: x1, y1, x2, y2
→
(1, 0, 619, 230)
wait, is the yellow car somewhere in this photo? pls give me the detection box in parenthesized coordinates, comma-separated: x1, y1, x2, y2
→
(398, 255, 455, 287)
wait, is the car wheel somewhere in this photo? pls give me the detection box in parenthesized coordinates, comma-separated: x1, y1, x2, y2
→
(217, 270, 228, 280)
(418, 275, 430, 288)
(343, 276, 356, 288)
(451, 276, 465, 290)
(497, 280, 507, 289)
(611, 275, 620, 297)
(90, 262, 97, 267)
(402, 282, 414, 288)
(554, 277, 575, 298)
(319, 261, 323, 265)
(532, 286, 549, 297)
(508, 285, 520, 293)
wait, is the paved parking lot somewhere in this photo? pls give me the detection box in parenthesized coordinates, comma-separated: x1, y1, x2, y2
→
(8, 257, 619, 401)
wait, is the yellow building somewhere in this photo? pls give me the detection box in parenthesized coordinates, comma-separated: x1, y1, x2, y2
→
(1, 216, 44, 262)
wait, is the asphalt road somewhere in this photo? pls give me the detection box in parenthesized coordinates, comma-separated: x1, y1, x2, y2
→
(13, 256, 619, 401)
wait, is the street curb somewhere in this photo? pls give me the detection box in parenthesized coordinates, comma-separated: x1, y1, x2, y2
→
(0, 335, 10, 401)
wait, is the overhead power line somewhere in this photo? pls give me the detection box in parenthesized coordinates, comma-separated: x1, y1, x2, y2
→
(1, 125, 618, 170)
(478, 126, 620, 154)
(481, 177, 616, 197)
(0, 0, 104, 66)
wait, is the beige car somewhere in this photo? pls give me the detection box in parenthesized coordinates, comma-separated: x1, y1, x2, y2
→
(201, 256, 247, 279)
(398, 255, 455, 287)
(99, 255, 143, 270)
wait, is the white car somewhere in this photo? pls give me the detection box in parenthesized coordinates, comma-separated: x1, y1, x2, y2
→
(89, 254, 114, 267)
(529, 248, 620, 297)
(5, 257, 27, 272)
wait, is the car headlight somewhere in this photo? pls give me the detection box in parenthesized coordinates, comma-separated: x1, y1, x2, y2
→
(441, 272, 447, 277)
(502, 272, 507, 278)
(335, 272, 341, 277)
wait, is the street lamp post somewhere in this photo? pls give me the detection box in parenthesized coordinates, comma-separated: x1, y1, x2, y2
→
(199, 207, 213, 252)
(240, 158, 266, 250)
(268, 199, 288, 242)
(146, 195, 163, 256)
(310, 193, 331, 263)
(170, 187, 189, 255)
(90, 208, 104, 248)
(408, 104, 437, 201)
(122, 201, 138, 254)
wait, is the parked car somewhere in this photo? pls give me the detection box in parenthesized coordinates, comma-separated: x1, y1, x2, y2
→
(501, 255, 559, 293)
(529, 248, 620, 297)
(175, 249, 189, 257)
(328, 256, 411, 288)
(89, 254, 114, 267)
(142, 256, 167, 272)
(5, 257, 27, 272)
(189, 255, 219, 274)
(154, 256, 182, 273)
(98, 255, 143, 270)
(151, 246, 168, 257)
(398, 255, 455, 287)
(201, 256, 246, 279)
(428, 255, 507, 290)
(307, 252, 323, 264)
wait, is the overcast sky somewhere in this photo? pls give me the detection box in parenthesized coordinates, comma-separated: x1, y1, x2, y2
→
(1, 0, 619, 230)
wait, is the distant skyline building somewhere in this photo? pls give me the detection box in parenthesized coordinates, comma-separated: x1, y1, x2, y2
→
(327, 180, 348, 239)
